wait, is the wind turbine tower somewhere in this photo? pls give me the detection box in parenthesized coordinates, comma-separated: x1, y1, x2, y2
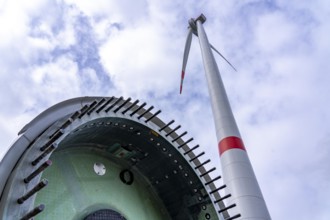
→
(180, 14, 271, 220)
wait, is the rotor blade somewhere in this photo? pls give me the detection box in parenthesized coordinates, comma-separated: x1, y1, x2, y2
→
(180, 27, 193, 94)
(210, 44, 237, 72)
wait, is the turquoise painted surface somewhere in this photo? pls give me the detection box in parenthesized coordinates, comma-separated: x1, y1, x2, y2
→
(34, 148, 169, 220)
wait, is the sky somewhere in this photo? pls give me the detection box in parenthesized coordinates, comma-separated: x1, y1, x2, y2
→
(0, 0, 329, 219)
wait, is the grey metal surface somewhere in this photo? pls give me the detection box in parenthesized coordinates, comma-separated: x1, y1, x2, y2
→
(0, 97, 95, 198)
(84, 209, 126, 220)
(196, 20, 241, 141)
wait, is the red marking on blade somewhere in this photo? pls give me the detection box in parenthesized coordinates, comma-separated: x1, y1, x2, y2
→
(218, 136, 246, 155)
(180, 70, 185, 94)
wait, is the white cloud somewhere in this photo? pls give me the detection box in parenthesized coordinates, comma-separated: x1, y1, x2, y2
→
(99, 21, 181, 98)
(255, 11, 300, 53)
(63, 0, 148, 25)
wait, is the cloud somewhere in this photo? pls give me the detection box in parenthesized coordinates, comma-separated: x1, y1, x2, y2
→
(99, 23, 179, 97)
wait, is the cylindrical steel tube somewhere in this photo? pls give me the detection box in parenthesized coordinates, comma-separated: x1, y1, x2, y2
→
(196, 19, 271, 219)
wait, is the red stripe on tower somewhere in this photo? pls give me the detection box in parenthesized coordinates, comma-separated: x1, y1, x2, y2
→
(218, 136, 246, 155)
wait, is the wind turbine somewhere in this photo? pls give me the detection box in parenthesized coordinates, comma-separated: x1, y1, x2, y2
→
(180, 14, 271, 219)
(180, 16, 236, 94)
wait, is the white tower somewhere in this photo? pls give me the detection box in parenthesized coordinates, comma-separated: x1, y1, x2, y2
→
(181, 14, 271, 219)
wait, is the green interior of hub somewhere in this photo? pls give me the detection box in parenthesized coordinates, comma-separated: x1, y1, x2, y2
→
(34, 148, 170, 220)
